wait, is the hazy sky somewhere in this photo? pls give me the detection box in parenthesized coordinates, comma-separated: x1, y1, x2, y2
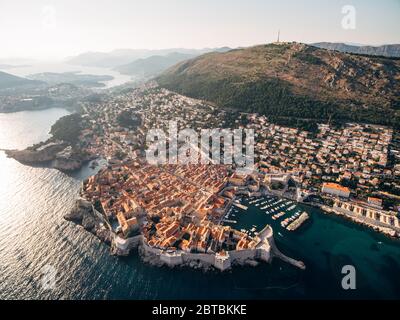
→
(1, 0, 399, 59)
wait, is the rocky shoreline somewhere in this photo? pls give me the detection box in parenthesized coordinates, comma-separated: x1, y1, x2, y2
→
(318, 204, 400, 238)
(5, 140, 95, 172)
(64, 198, 283, 272)
(64, 198, 113, 245)
(64, 200, 220, 270)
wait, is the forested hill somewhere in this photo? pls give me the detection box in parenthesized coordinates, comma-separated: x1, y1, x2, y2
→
(157, 42, 400, 128)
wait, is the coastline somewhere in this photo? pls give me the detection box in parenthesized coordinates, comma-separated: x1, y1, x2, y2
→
(5, 146, 96, 172)
(262, 186, 400, 239)
(318, 204, 400, 238)
(3, 109, 97, 172)
(65, 196, 306, 272)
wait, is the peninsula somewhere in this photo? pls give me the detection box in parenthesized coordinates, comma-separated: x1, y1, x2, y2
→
(5, 44, 400, 271)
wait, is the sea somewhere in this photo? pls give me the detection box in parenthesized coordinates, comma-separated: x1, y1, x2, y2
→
(0, 108, 400, 300)
(2, 62, 133, 88)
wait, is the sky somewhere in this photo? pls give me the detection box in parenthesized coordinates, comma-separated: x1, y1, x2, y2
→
(0, 0, 399, 59)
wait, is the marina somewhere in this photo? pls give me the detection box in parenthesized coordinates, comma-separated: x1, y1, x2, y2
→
(223, 195, 312, 238)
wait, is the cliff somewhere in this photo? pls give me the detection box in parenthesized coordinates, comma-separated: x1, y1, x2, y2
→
(65, 198, 113, 245)
(5, 141, 93, 172)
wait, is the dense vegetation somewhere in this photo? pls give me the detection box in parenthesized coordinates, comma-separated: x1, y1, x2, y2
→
(117, 110, 142, 128)
(159, 74, 400, 129)
(157, 43, 400, 130)
(50, 113, 83, 143)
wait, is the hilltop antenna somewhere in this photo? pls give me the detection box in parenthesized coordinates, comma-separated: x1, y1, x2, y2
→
(277, 30, 280, 43)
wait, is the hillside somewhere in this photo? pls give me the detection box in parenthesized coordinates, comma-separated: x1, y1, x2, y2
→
(0, 71, 42, 90)
(114, 52, 196, 77)
(312, 43, 400, 58)
(157, 42, 400, 127)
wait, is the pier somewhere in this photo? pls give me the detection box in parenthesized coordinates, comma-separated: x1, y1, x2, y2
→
(257, 225, 306, 270)
(233, 202, 248, 210)
(286, 212, 309, 231)
(271, 238, 306, 270)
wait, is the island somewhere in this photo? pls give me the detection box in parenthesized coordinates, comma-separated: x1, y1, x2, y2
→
(28, 71, 114, 88)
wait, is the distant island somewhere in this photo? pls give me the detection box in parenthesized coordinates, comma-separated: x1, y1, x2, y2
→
(0, 70, 104, 113)
(28, 71, 114, 88)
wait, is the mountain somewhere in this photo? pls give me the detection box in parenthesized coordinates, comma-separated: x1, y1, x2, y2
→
(0, 71, 43, 90)
(67, 48, 232, 68)
(157, 42, 400, 127)
(114, 52, 196, 77)
(66, 49, 151, 68)
(312, 42, 400, 58)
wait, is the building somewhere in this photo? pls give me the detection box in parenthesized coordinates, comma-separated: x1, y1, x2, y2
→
(367, 197, 383, 209)
(334, 200, 400, 230)
(117, 212, 138, 236)
(322, 182, 350, 198)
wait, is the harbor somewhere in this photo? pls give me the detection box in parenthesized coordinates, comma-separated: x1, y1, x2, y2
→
(223, 195, 311, 238)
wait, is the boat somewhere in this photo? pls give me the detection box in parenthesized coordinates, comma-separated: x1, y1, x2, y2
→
(281, 218, 290, 227)
(272, 211, 286, 220)
(286, 212, 310, 231)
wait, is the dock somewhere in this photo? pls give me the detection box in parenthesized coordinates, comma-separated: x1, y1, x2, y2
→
(286, 212, 309, 231)
(233, 202, 248, 210)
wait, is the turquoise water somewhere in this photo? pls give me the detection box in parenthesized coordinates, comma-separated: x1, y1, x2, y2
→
(0, 109, 399, 300)
(225, 197, 400, 299)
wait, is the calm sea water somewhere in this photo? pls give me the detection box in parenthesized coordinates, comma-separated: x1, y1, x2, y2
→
(0, 109, 399, 300)
(2, 62, 133, 88)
